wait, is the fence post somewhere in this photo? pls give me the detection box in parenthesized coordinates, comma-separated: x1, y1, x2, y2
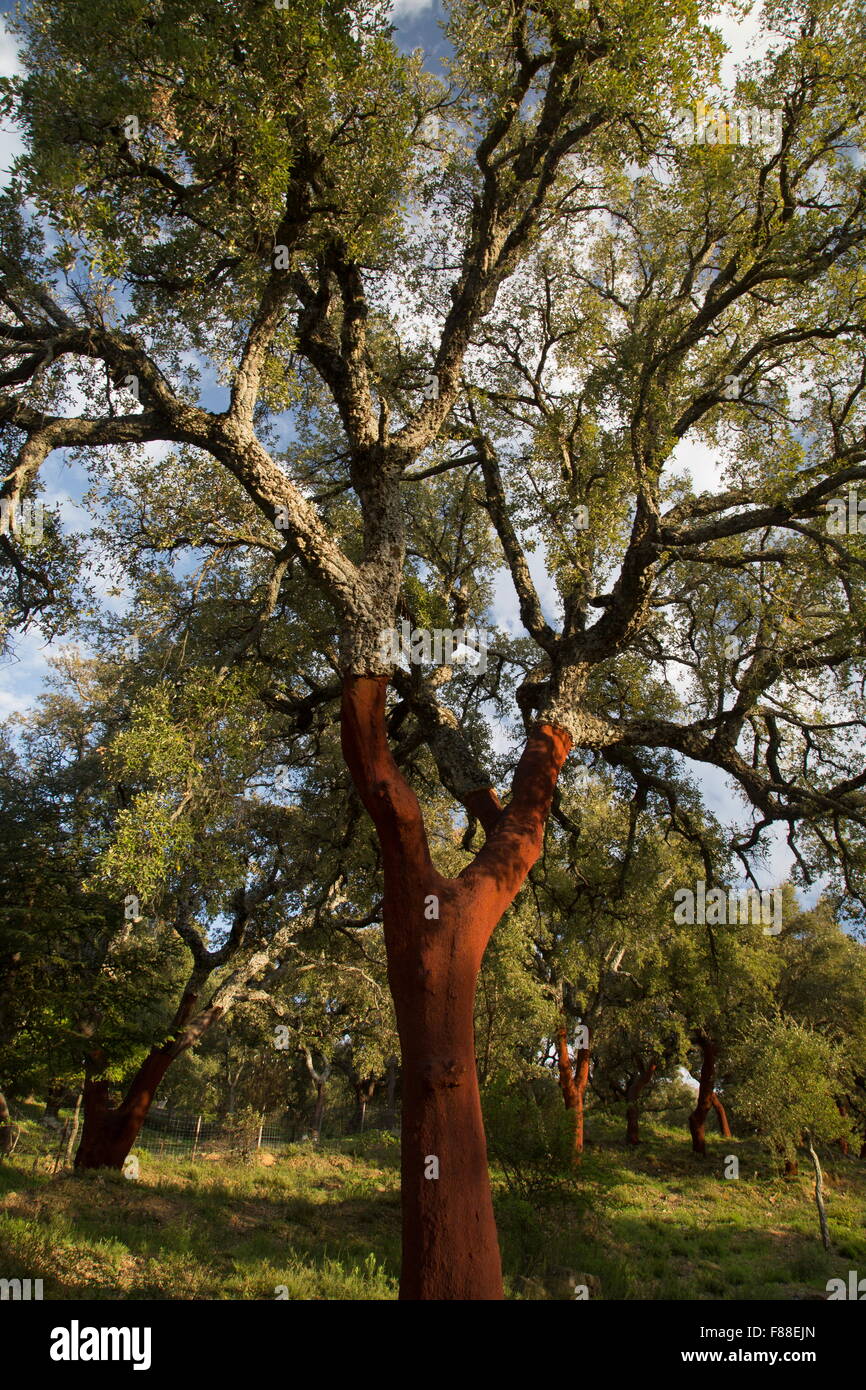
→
(257, 1119, 264, 1150)
(192, 1114, 202, 1161)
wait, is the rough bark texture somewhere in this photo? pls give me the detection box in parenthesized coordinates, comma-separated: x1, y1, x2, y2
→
(626, 1063, 656, 1145)
(556, 1024, 590, 1156)
(689, 1035, 723, 1156)
(341, 674, 570, 1300)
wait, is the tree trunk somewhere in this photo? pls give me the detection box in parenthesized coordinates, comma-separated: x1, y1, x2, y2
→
(709, 1090, 732, 1137)
(352, 1077, 377, 1133)
(836, 1102, 849, 1155)
(303, 1048, 330, 1142)
(689, 1034, 721, 1155)
(64, 1090, 83, 1166)
(75, 1048, 177, 1169)
(75, 989, 208, 1170)
(784, 1158, 799, 1177)
(42, 1082, 65, 1124)
(341, 675, 570, 1300)
(626, 1062, 656, 1145)
(0, 1090, 13, 1156)
(555, 1024, 591, 1156)
(805, 1131, 831, 1250)
(384, 1054, 399, 1126)
(311, 1080, 327, 1141)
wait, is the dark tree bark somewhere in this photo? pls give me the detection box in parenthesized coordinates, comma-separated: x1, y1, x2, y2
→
(383, 1054, 399, 1126)
(342, 675, 570, 1300)
(41, 1082, 66, 1124)
(625, 1061, 656, 1145)
(352, 1076, 377, 1133)
(688, 1034, 724, 1155)
(556, 1023, 591, 1156)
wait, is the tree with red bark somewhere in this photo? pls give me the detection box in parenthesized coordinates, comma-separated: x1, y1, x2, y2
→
(4, 0, 866, 1299)
(668, 893, 778, 1155)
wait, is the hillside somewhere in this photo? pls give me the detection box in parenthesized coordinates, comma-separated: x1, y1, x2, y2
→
(1, 1107, 863, 1301)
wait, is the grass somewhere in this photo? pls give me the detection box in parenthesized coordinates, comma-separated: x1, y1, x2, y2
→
(0, 1104, 863, 1299)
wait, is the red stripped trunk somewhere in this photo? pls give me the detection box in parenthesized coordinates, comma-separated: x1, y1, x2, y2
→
(626, 1063, 656, 1145)
(710, 1091, 732, 1138)
(689, 1035, 721, 1156)
(75, 1049, 176, 1169)
(75, 990, 206, 1170)
(556, 1025, 591, 1156)
(342, 676, 570, 1300)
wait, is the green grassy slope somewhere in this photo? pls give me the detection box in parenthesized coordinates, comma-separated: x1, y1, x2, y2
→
(0, 1109, 863, 1300)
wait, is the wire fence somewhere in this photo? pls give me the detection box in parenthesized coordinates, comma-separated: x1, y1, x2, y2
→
(136, 1104, 400, 1159)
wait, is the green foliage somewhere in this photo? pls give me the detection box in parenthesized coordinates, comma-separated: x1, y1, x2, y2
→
(728, 1016, 854, 1165)
(482, 1074, 577, 1200)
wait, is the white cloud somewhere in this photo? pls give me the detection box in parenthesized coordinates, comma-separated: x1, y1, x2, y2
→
(390, 0, 437, 17)
(0, 18, 24, 185)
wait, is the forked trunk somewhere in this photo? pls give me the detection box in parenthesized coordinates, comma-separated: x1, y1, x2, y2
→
(556, 1024, 591, 1156)
(626, 1062, 656, 1145)
(342, 675, 570, 1300)
(75, 988, 211, 1170)
(689, 1034, 722, 1156)
(75, 1049, 176, 1169)
(352, 1077, 377, 1133)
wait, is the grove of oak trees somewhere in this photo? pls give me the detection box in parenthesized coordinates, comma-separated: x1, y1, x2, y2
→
(3, 0, 866, 1297)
